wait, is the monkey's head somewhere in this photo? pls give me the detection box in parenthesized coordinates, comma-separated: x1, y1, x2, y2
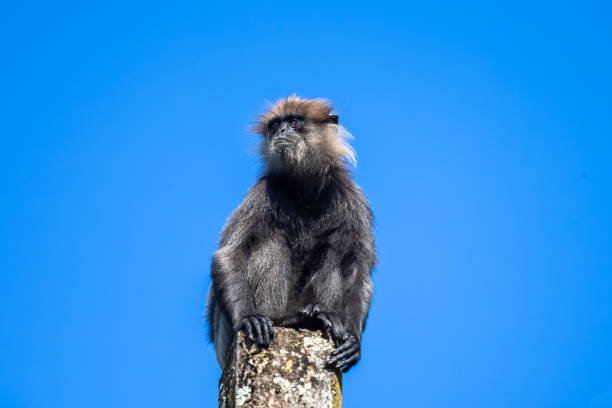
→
(252, 95, 356, 176)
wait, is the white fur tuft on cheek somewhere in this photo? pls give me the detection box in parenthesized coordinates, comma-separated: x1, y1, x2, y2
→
(337, 125, 357, 166)
(324, 124, 356, 167)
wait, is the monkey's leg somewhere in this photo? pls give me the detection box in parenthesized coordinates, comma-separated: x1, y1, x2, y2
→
(327, 264, 373, 372)
(241, 237, 290, 345)
(212, 247, 272, 347)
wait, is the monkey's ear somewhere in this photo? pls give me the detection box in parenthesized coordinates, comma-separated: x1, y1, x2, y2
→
(328, 114, 339, 124)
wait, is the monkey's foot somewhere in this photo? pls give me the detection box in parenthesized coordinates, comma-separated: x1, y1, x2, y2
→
(314, 311, 346, 341)
(299, 305, 346, 342)
(298, 303, 324, 318)
(239, 315, 274, 346)
(327, 333, 361, 373)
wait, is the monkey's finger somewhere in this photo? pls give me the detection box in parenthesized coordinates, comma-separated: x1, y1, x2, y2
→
(317, 313, 333, 329)
(311, 304, 323, 315)
(327, 348, 357, 367)
(333, 346, 359, 369)
(299, 304, 314, 317)
(250, 317, 264, 345)
(242, 319, 255, 342)
(327, 344, 359, 366)
(259, 317, 270, 345)
(340, 353, 360, 373)
(331, 339, 355, 355)
(329, 344, 358, 364)
(340, 353, 361, 367)
(265, 318, 275, 339)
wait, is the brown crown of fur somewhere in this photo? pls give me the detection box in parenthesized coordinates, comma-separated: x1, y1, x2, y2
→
(251, 95, 334, 135)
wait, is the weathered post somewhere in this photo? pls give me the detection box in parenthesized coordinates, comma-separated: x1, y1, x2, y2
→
(219, 327, 342, 408)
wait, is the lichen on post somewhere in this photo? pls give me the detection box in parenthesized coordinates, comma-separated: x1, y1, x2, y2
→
(218, 327, 342, 408)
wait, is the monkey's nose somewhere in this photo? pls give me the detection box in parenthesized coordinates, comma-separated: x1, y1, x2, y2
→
(279, 123, 290, 133)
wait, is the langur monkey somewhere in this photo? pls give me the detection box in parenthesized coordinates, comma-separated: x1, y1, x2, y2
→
(207, 95, 376, 372)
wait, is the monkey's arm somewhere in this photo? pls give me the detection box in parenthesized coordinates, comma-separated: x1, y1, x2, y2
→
(211, 246, 252, 326)
(327, 206, 376, 372)
(340, 263, 374, 339)
(326, 259, 373, 372)
(212, 245, 275, 346)
(211, 185, 275, 346)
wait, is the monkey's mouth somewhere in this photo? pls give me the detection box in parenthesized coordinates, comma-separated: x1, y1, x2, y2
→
(272, 136, 296, 152)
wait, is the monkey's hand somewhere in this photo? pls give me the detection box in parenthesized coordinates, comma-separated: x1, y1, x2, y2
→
(299, 304, 347, 342)
(327, 332, 361, 373)
(314, 311, 346, 342)
(238, 315, 274, 346)
(298, 303, 324, 319)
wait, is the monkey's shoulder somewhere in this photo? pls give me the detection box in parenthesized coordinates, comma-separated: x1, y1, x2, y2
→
(269, 175, 372, 233)
(220, 176, 372, 238)
(216, 181, 270, 241)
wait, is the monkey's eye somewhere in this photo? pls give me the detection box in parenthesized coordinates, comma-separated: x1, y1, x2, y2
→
(268, 120, 280, 133)
(288, 118, 303, 128)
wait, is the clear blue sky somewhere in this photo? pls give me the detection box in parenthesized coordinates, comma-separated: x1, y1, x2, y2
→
(1, 1, 611, 407)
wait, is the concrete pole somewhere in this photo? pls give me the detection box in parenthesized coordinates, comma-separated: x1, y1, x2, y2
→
(219, 328, 342, 408)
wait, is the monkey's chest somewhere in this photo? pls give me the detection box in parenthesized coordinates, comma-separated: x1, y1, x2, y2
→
(287, 236, 328, 268)
(274, 208, 344, 280)
(283, 225, 338, 284)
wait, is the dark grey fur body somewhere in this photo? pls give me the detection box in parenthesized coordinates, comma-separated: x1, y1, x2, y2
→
(207, 97, 376, 370)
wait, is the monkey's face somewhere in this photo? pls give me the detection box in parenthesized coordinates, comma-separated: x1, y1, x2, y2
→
(262, 113, 321, 172)
(253, 96, 356, 175)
